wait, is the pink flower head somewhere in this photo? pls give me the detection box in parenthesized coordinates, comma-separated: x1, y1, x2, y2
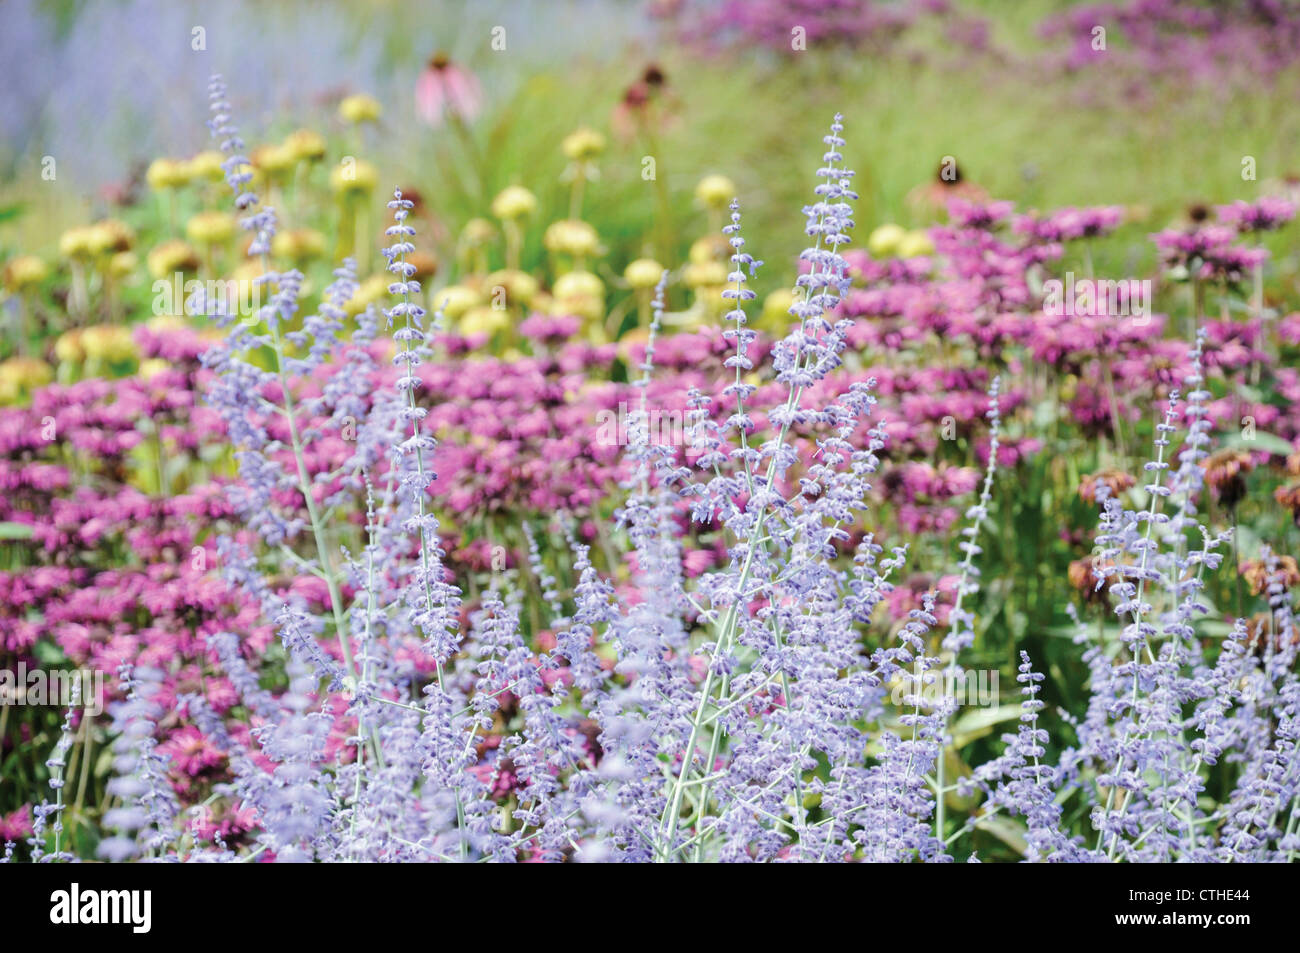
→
(1216, 197, 1295, 234)
(1151, 225, 1268, 283)
(0, 805, 33, 841)
(1014, 205, 1123, 242)
(681, 546, 716, 577)
(947, 198, 1015, 229)
(415, 54, 482, 127)
(158, 725, 225, 777)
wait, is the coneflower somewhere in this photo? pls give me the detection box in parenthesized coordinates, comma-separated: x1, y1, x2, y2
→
(1274, 482, 1300, 526)
(415, 54, 482, 128)
(1201, 447, 1254, 508)
(1078, 466, 1135, 505)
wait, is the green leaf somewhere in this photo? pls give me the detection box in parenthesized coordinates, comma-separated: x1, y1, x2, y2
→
(1032, 397, 1058, 429)
(164, 452, 191, 486)
(1233, 524, 1264, 563)
(0, 521, 34, 540)
(942, 747, 980, 811)
(1221, 430, 1294, 457)
(33, 641, 67, 666)
(975, 814, 1028, 856)
(951, 703, 1023, 748)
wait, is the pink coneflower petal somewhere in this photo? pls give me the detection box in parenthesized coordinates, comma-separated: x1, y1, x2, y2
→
(415, 56, 482, 127)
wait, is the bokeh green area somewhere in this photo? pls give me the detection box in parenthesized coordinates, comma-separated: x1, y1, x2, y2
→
(4, 1, 1299, 303)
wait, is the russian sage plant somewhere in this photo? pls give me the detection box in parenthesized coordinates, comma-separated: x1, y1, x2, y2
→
(66, 78, 1300, 864)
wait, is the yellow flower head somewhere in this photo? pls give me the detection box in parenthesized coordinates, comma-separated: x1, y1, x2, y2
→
(760, 287, 796, 328)
(252, 143, 298, 177)
(867, 223, 906, 258)
(284, 128, 327, 162)
(543, 219, 600, 258)
(458, 306, 510, 338)
(186, 211, 237, 247)
(432, 284, 484, 321)
(694, 174, 736, 210)
(87, 220, 135, 256)
(3, 255, 49, 292)
(554, 270, 604, 300)
(185, 150, 227, 182)
(80, 324, 138, 363)
(460, 218, 497, 247)
(272, 228, 327, 264)
(683, 260, 727, 289)
(146, 158, 192, 190)
(20, 358, 54, 386)
(342, 274, 388, 317)
(491, 185, 538, 221)
(139, 358, 172, 380)
(59, 227, 95, 260)
(146, 314, 188, 334)
(897, 229, 935, 259)
(562, 127, 607, 162)
(54, 330, 84, 364)
(486, 269, 540, 308)
(147, 240, 201, 280)
(624, 258, 665, 290)
(330, 158, 377, 196)
(689, 235, 728, 264)
(339, 94, 383, 124)
(107, 251, 138, 279)
(0, 357, 53, 401)
(552, 270, 604, 322)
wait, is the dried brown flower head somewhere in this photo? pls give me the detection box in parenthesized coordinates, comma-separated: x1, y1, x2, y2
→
(1079, 468, 1136, 505)
(1240, 555, 1300, 597)
(1201, 448, 1254, 508)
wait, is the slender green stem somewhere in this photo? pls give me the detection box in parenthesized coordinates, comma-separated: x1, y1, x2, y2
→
(268, 318, 357, 682)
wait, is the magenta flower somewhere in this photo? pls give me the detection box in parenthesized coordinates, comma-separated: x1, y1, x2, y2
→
(1216, 197, 1296, 234)
(157, 725, 225, 778)
(0, 805, 33, 841)
(946, 197, 1015, 229)
(1014, 205, 1124, 242)
(1151, 224, 1268, 283)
